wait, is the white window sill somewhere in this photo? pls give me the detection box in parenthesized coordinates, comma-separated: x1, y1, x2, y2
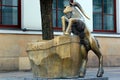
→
(0, 30, 120, 38)
(92, 33, 120, 38)
(0, 30, 42, 35)
(54, 32, 120, 38)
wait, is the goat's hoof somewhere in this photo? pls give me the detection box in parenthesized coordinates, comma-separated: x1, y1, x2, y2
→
(97, 69, 104, 77)
(79, 72, 85, 78)
(64, 32, 70, 35)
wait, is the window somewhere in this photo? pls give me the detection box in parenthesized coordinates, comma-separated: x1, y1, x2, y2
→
(0, 0, 21, 29)
(93, 0, 116, 32)
(52, 0, 73, 31)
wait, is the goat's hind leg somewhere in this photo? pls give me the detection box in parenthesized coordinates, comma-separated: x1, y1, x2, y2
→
(91, 37, 104, 77)
(79, 45, 88, 78)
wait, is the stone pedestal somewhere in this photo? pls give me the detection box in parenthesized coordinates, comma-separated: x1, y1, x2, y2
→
(27, 35, 82, 78)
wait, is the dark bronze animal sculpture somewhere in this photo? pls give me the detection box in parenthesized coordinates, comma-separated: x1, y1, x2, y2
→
(61, 2, 104, 77)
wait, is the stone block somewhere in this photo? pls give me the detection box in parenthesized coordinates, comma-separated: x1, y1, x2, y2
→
(19, 57, 31, 70)
(0, 58, 18, 71)
(27, 35, 82, 78)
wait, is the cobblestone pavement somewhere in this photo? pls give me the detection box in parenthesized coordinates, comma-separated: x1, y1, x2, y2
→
(0, 67, 119, 80)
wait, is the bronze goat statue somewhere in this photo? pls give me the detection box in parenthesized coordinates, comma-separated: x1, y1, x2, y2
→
(61, 2, 104, 77)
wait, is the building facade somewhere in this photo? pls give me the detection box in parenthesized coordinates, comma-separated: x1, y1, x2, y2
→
(0, 0, 120, 71)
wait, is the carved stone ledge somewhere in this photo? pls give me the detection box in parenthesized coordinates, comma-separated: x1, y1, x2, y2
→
(27, 35, 82, 78)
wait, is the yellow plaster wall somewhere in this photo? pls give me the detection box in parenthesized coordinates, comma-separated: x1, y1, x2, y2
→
(0, 34, 119, 71)
(0, 34, 42, 71)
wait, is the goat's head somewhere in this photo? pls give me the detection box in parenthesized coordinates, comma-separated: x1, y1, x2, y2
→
(63, 5, 73, 14)
(63, 2, 90, 20)
(63, 5, 74, 19)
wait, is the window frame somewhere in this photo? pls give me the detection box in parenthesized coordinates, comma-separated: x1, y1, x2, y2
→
(0, 0, 21, 29)
(53, 0, 73, 31)
(93, 0, 116, 33)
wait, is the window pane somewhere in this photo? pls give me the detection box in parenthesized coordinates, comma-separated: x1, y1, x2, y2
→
(93, 0, 102, 12)
(93, 0, 115, 32)
(2, 0, 18, 6)
(93, 14, 102, 30)
(64, 0, 70, 7)
(52, 10, 56, 27)
(57, 10, 63, 27)
(2, 6, 18, 25)
(58, 0, 64, 10)
(104, 0, 114, 14)
(52, 0, 56, 9)
(93, 0, 102, 4)
(103, 15, 114, 30)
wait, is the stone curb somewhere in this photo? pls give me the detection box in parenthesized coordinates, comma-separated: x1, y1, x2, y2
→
(0, 77, 108, 80)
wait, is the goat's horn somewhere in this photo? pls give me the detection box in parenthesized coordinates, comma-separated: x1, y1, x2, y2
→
(71, 2, 90, 20)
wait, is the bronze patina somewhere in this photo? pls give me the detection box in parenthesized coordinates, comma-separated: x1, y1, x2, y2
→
(61, 2, 104, 77)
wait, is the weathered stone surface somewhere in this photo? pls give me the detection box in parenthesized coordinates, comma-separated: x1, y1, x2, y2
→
(27, 35, 82, 78)
(19, 57, 31, 70)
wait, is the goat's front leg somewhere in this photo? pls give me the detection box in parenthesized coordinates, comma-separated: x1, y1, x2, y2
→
(65, 18, 74, 35)
(65, 18, 79, 35)
(61, 16, 69, 35)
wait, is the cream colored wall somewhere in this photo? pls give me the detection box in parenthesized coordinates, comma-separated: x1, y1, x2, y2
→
(75, 0, 93, 32)
(116, 0, 120, 33)
(21, 0, 42, 30)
